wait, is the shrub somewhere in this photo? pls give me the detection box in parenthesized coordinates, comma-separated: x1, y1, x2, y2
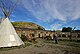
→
(21, 34, 27, 41)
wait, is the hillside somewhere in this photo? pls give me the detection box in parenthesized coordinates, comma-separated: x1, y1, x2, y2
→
(12, 22, 45, 30)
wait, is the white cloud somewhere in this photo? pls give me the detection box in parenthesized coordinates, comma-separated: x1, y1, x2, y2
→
(54, 0, 80, 21)
(20, 0, 67, 23)
(11, 15, 16, 18)
(20, 0, 80, 23)
(0, 0, 79, 23)
(4, 0, 80, 30)
(50, 23, 62, 30)
(11, 0, 80, 30)
(10, 20, 15, 22)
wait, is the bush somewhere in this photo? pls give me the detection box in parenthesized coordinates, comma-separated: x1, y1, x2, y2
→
(21, 34, 27, 41)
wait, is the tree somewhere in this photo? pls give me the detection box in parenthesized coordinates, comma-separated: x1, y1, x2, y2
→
(62, 27, 72, 32)
(62, 27, 66, 32)
(67, 27, 72, 32)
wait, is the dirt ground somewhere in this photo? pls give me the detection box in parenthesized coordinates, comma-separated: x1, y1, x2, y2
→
(0, 38, 80, 54)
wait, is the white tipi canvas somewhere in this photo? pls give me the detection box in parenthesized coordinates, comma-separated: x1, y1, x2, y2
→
(0, 17, 24, 47)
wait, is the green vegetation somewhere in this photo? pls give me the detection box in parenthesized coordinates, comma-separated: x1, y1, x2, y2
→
(0, 41, 32, 51)
(12, 22, 45, 30)
(38, 53, 47, 54)
(59, 41, 80, 48)
(20, 34, 27, 41)
(34, 45, 42, 48)
(62, 27, 72, 32)
(44, 39, 80, 48)
(34, 43, 45, 48)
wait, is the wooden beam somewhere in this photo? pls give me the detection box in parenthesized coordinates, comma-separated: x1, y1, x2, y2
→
(9, 0, 19, 16)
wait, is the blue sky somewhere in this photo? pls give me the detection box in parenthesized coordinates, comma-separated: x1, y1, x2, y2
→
(0, 0, 80, 30)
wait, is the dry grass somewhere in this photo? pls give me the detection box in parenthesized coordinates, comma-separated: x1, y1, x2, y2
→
(0, 38, 80, 54)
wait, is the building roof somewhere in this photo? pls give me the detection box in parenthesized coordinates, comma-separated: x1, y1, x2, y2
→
(72, 30, 80, 33)
(15, 27, 54, 32)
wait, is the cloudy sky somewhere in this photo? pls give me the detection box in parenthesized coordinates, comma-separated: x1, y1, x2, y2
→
(0, 0, 80, 30)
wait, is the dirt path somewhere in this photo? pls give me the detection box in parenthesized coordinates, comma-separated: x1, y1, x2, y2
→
(0, 38, 80, 54)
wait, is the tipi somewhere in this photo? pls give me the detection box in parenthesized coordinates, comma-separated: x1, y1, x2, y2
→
(0, 0, 24, 47)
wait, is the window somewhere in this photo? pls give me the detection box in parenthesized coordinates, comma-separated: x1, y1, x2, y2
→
(77, 34, 80, 38)
(62, 34, 66, 37)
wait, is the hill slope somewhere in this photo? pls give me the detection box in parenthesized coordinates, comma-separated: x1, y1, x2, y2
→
(12, 22, 45, 30)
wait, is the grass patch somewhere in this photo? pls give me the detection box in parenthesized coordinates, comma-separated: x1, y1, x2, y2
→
(24, 41, 32, 46)
(44, 39, 54, 44)
(59, 41, 80, 48)
(0, 46, 24, 51)
(34, 44, 45, 48)
(47, 44, 54, 48)
(37, 52, 47, 54)
(34, 45, 42, 48)
(0, 40, 32, 51)
(44, 39, 80, 48)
